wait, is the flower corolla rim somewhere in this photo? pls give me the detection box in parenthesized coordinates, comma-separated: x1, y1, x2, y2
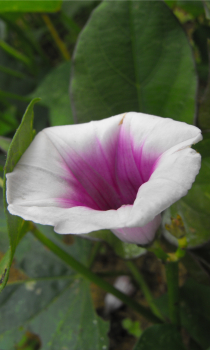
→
(6, 112, 202, 245)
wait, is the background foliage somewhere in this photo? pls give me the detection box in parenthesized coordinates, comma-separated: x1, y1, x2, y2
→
(0, 1, 210, 349)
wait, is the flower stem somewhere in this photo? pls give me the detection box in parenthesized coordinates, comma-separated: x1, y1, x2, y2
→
(32, 228, 162, 324)
(126, 260, 165, 321)
(165, 261, 180, 327)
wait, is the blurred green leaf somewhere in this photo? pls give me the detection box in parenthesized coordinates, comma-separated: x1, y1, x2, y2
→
(86, 229, 146, 259)
(156, 279, 210, 348)
(0, 136, 11, 153)
(181, 251, 210, 285)
(30, 61, 73, 126)
(198, 40, 210, 130)
(165, 0, 204, 18)
(203, 0, 210, 19)
(71, 0, 197, 124)
(0, 48, 35, 106)
(163, 133, 210, 248)
(0, 40, 32, 68)
(164, 1, 177, 8)
(0, 99, 39, 292)
(176, 1, 204, 18)
(0, 64, 25, 78)
(0, 1, 62, 13)
(122, 318, 142, 338)
(180, 279, 210, 349)
(0, 233, 109, 350)
(0, 107, 18, 136)
(133, 324, 186, 350)
(0, 13, 48, 62)
(62, 0, 99, 18)
(0, 154, 5, 175)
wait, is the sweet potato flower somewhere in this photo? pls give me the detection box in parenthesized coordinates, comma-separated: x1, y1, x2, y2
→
(6, 112, 202, 245)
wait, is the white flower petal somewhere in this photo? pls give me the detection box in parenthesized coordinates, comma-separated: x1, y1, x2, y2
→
(128, 145, 201, 229)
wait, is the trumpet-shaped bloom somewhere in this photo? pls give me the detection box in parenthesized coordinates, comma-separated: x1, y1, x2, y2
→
(6, 112, 202, 245)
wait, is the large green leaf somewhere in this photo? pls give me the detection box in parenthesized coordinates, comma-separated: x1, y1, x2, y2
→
(0, 99, 39, 292)
(181, 251, 210, 286)
(70, 0, 197, 123)
(155, 279, 210, 349)
(62, 0, 99, 18)
(180, 279, 210, 349)
(162, 133, 210, 248)
(133, 324, 186, 350)
(0, 1, 62, 13)
(198, 40, 210, 130)
(30, 61, 73, 126)
(0, 233, 109, 350)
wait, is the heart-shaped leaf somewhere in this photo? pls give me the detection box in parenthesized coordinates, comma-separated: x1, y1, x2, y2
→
(133, 324, 186, 350)
(71, 0, 197, 124)
(0, 233, 109, 350)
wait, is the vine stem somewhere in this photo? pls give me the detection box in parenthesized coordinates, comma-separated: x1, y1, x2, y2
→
(32, 227, 162, 324)
(126, 260, 165, 321)
(42, 14, 71, 61)
(165, 261, 180, 327)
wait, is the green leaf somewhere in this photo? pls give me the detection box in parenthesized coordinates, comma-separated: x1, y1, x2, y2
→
(203, 0, 210, 19)
(0, 98, 40, 292)
(30, 61, 73, 126)
(155, 279, 210, 349)
(133, 324, 186, 350)
(70, 0, 197, 124)
(122, 318, 142, 338)
(62, 0, 99, 18)
(180, 279, 210, 349)
(181, 252, 210, 286)
(30, 279, 109, 350)
(86, 229, 146, 259)
(175, 1, 204, 18)
(198, 39, 210, 130)
(162, 133, 210, 248)
(0, 48, 35, 111)
(0, 1, 62, 13)
(0, 233, 109, 350)
(0, 40, 31, 68)
(0, 107, 18, 136)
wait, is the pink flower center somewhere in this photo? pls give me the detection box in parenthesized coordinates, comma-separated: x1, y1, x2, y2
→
(58, 124, 159, 211)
